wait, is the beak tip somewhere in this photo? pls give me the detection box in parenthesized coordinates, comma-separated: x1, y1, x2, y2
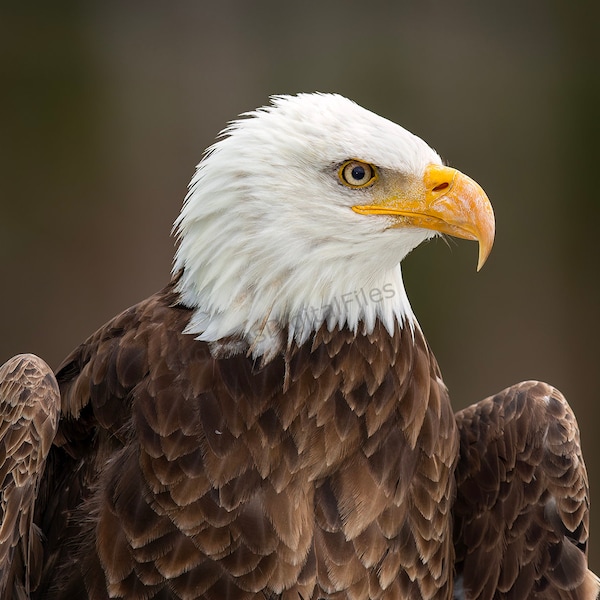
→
(475, 204, 495, 272)
(476, 238, 494, 272)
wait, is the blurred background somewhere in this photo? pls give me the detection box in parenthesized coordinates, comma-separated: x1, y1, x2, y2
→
(1, 0, 599, 568)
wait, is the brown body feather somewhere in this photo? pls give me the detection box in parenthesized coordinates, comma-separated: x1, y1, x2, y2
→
(1, 286, 597, 599)
(29, 282, 458, 599)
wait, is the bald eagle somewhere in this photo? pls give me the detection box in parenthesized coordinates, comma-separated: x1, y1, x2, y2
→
(0, 93, 597, 600)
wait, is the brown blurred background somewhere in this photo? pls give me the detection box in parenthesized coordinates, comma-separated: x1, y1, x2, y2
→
(1, 0, 599, 569)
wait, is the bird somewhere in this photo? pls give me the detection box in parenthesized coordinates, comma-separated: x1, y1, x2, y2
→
(0, 92, 597, 599)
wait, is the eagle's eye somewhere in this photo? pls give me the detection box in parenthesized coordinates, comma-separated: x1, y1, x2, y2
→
(339, 160, 377, 188)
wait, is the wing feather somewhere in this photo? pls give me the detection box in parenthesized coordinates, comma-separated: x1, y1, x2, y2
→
(454, 380, 600, 600)
(0, 354, 60, 599)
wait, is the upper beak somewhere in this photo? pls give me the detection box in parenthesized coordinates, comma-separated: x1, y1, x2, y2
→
(351, 164, 495, 271)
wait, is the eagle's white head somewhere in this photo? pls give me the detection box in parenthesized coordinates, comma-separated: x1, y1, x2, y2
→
(173, 93, 494, 357)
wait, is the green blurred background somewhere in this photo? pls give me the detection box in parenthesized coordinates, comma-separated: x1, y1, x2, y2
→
(1, 0, 599, 569)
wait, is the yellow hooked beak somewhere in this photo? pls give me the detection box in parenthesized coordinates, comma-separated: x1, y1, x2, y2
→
(352, 164, 495, 271)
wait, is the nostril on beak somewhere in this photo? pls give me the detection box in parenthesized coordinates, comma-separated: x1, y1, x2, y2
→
(432, 182, 450, 193)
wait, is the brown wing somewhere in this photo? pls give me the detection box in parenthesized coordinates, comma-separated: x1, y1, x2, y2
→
(0, 354, 60, 599)
(453, 380, 600, 600)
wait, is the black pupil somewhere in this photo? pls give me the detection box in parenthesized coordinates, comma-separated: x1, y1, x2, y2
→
(351, 165, 366, 181)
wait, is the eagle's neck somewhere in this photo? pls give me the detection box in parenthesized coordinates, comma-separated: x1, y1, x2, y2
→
(174, 262, 415, 360)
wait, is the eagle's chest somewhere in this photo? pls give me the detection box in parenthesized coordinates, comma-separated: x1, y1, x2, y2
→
(117, 326, 458, 599)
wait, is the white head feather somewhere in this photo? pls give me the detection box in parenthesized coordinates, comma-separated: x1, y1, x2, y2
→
(173, 93, 442, 357)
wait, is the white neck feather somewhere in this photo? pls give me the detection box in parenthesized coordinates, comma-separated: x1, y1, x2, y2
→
(176, 255, 415, 357)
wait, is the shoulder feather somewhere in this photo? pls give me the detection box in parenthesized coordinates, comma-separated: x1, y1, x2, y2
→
(0, 353, 60, 599)
(454, 380, 599, 600)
